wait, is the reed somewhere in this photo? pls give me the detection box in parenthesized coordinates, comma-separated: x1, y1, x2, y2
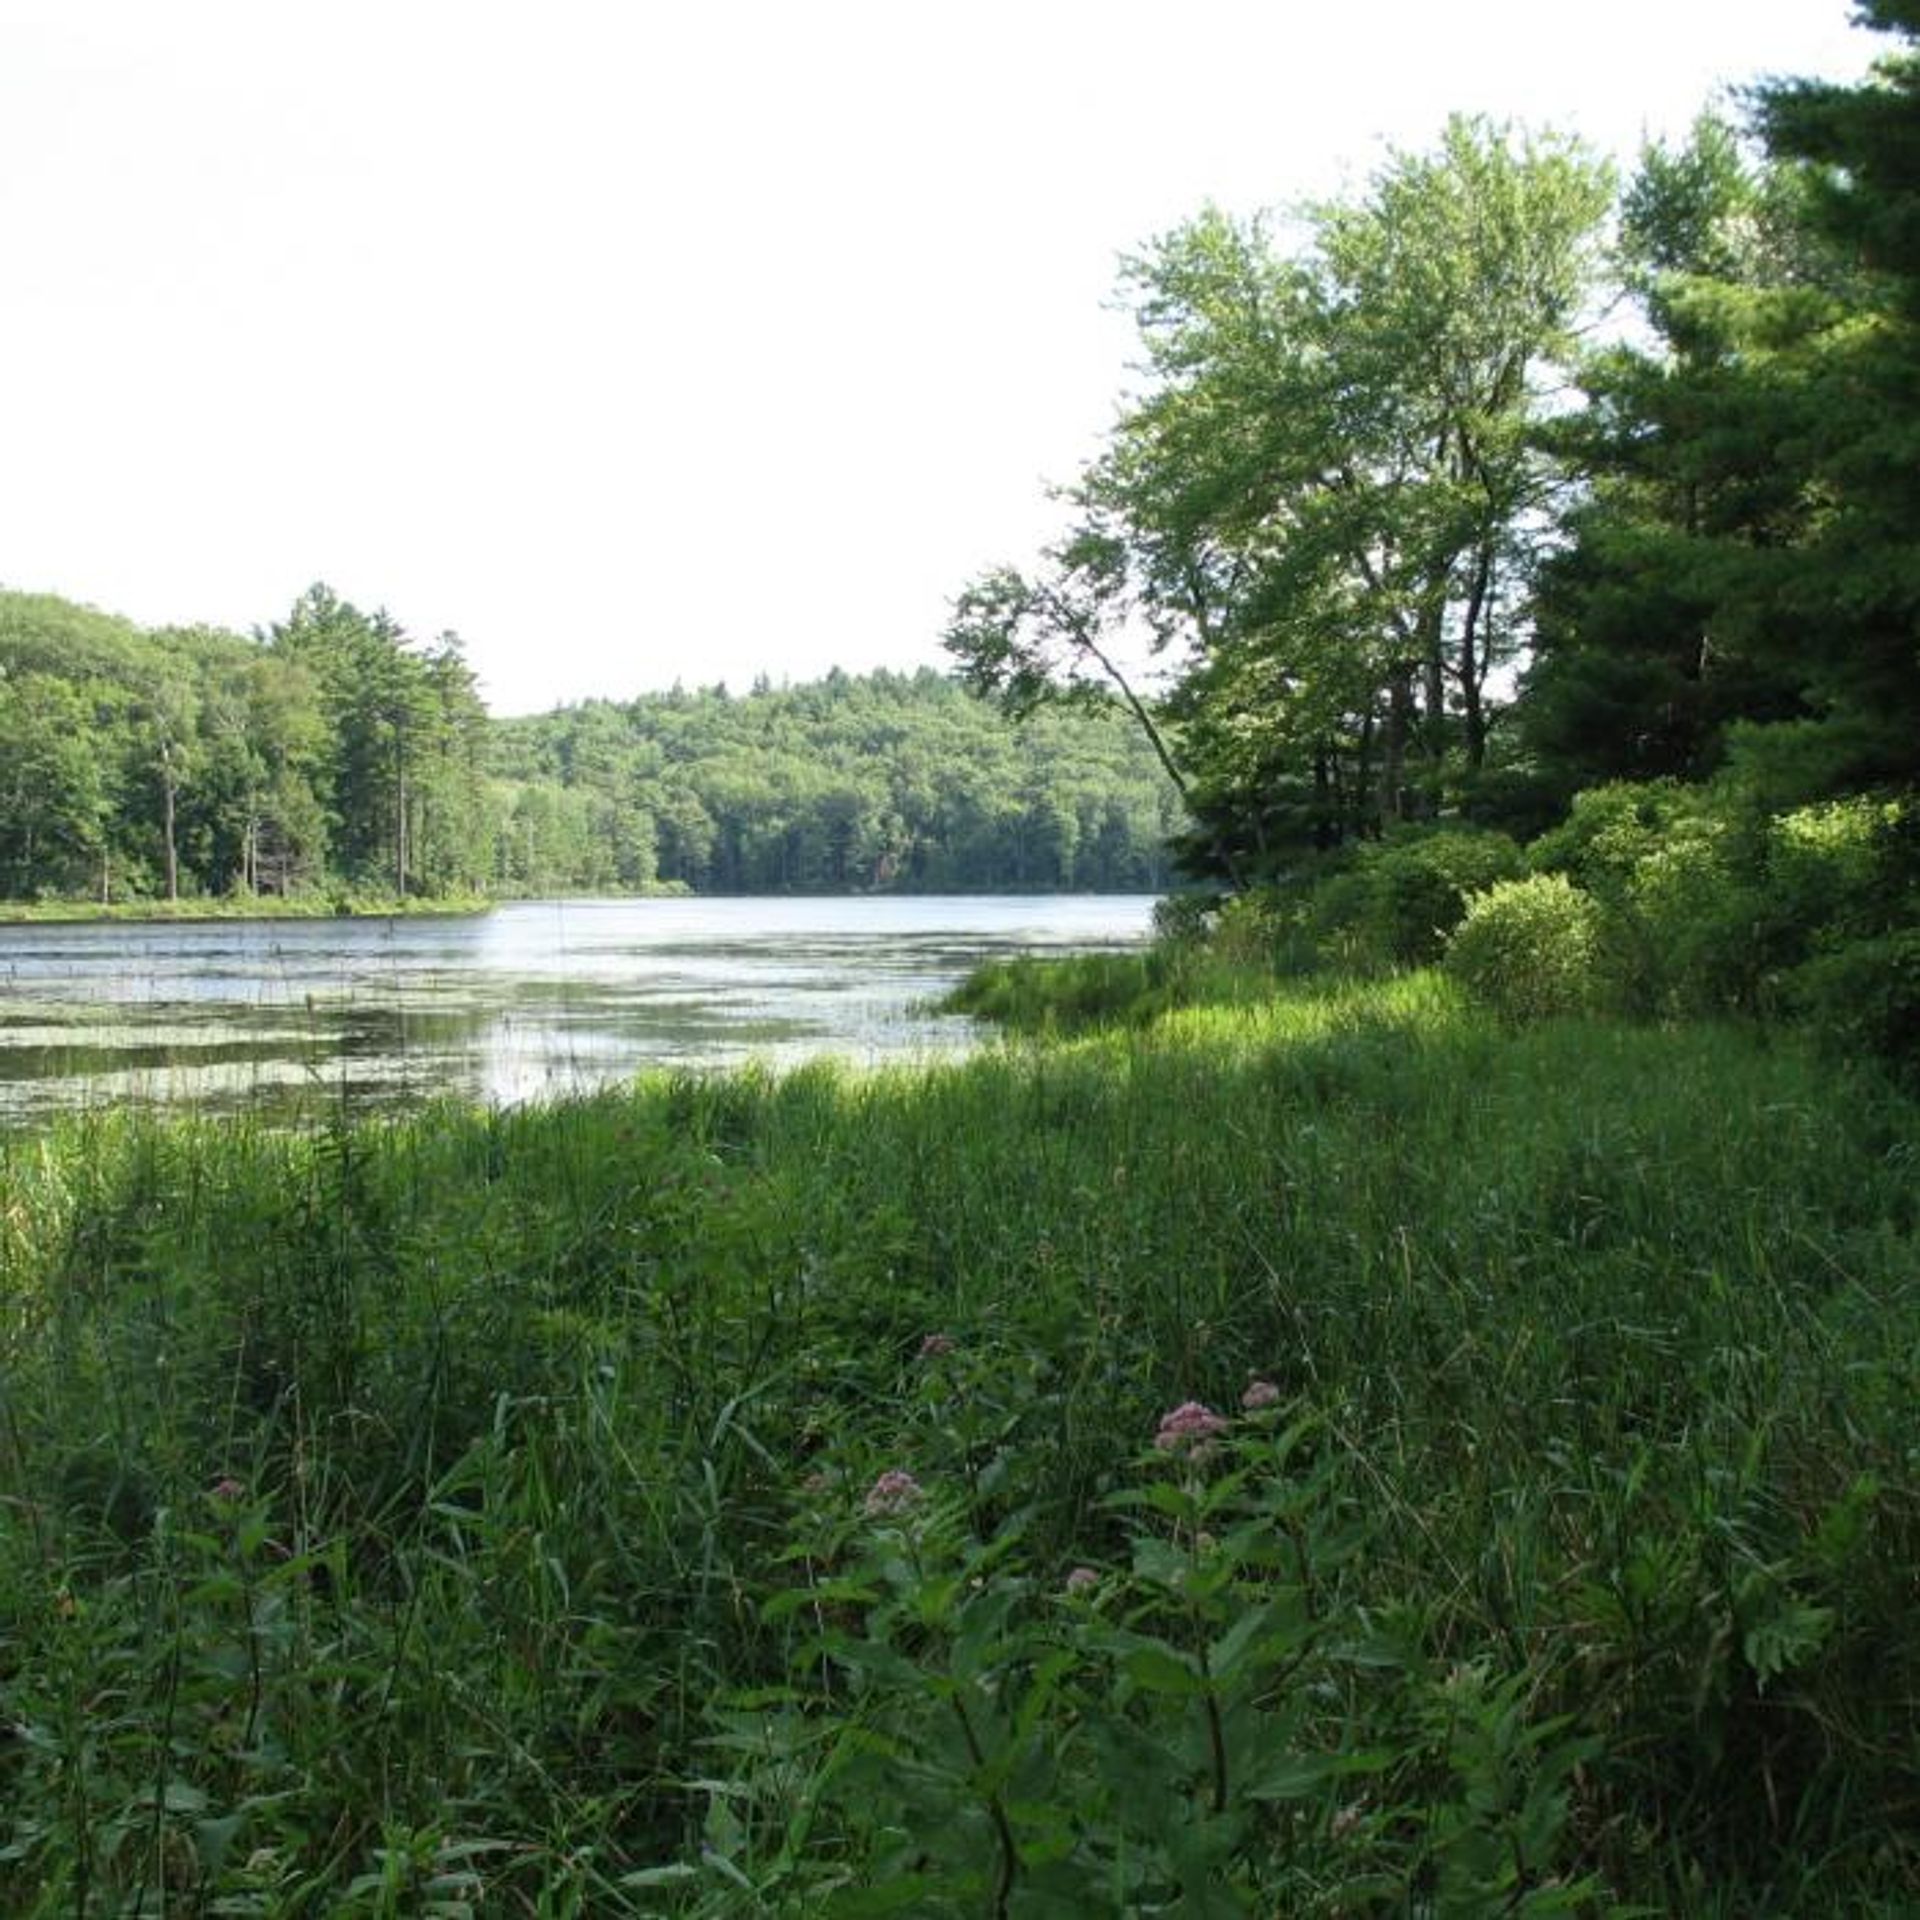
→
(1, 972, 1915, 1911)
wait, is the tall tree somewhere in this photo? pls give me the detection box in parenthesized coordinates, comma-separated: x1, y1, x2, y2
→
(1748, 0, 1920, 782)
(1524, 10, 1920, 806)
(1520, 117, 1850, 801)
(0, 674, 112, 897)
(137, 651, 202, 902)
(949, 118, 1612, 875)
(267, 586, 452, 895)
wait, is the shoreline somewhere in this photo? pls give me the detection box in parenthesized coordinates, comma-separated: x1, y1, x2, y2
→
(0, 894, 497, 927)
(0, 883, 1165, 928)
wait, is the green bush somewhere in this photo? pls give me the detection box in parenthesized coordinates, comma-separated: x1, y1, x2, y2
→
(1530, 784, 1914, 1019)
(1528, 779, 1694, 896)
(1367, 828, 1528, 964)
(1786, 927, 1920, 1082)
(1767, 795, 1907, 942)
(1149, 889, 1221, 946)
(1305, 826, 1526, 969)
(1443, 873, 1611, 1021)
(1208, 884, 1323, 974)
(1615, 809, 1775, 1014)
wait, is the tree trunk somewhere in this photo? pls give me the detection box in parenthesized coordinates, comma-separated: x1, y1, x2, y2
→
(1419, 580, 1448, 818)
(1312, 748, 1333, 851)
(1457, 541, 1495, 769)
(162, 765, 179, 902)
(1383, 669, 1414, 823)
(394, 761, 409, 896)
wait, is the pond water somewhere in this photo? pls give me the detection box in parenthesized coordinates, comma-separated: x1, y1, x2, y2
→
(0, 895, 1158, 1124)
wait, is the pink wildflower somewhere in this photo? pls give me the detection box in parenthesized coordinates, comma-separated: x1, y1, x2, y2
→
(1241, 1379, 1282, 1411)
(1154, 1401, 1229, 1453)
(918, 1332, 956, 1358)
(211, 1476, 245, 1501)
(1064, 1565, 1100, 1595)
(864, 1469, 924, 1518)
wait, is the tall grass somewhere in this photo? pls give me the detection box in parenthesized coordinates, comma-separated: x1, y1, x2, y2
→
(1, 974, 1916, 1910)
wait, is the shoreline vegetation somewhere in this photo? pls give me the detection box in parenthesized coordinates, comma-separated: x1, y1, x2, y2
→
(5, 11, 1919, 1908)
(0, 891, 498, 927)
(2, 941, 1916, 1912)
(0, 882, 1162, 929)
(0, 587, 1178, 914)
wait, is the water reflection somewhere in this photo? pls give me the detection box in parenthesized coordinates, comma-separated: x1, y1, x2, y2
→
(0, 896, 1156, 1123)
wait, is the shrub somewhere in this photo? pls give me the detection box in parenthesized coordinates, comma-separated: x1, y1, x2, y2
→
(1617, 809, 1772, 1014)
(1305, 827, 1526, 970)
(1443, 873, 1611, 1022)
(1209, 884, 1320, 974)
(1785, 928, 1920, 1083)
(1532, 782, 1788, 1015)
(1767, 795, 1906, 943)
(1365, 828, 1528, 965)
(1528, 779, 1692, 899)
(1149, 890, 1220, 947)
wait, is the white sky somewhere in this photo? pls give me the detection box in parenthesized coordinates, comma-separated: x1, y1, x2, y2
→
(0, 1, 1883, 715)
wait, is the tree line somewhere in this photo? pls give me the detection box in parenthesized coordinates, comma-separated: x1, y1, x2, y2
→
(0, 586, 492, 904)
(948, 4, 1920, 879)
(0, 586, 1179, 904)
(492, 673, 1179, 894)
(9, 4, 1917, 944)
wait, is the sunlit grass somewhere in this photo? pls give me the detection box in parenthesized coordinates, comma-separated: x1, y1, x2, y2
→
(2, 974, 1916, 1910)
(0, 891, 493, 925)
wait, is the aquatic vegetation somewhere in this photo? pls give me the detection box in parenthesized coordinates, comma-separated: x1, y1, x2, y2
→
(1, 981, 1916, 1910)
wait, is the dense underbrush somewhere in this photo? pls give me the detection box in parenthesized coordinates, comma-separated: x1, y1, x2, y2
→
(2, 978, 1917, 1912)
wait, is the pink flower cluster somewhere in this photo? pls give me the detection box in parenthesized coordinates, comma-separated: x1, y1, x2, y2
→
(1154, 1401, 1230, 1453)
(864, 1469, 924, 1518)
(1241, 1379, 1281, 1411)
(1064, 1565, 1100, 1595)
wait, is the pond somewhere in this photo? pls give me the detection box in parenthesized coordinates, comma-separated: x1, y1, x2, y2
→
(0, 895, 1159, 1124)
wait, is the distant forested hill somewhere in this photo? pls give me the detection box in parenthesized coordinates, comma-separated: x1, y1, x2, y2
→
(491, 671, 1180, 894)
(0, 587, 1181, 903)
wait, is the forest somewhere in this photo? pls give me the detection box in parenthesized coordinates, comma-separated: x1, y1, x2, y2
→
(943, 12, 1918, 1067)
(0, 586, 1179, 904)
(6, 5, 1919, 973)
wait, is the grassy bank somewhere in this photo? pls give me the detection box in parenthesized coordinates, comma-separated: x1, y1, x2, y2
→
(0, 893, 494, 927)
(2, 975, 1917, 1912)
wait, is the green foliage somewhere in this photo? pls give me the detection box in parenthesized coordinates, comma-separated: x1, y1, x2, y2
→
(0, 591, 1181, 907)
(0, 587, 491, 906)
(1279, 827, 1528, 976)
(1786, 927, 1920, 1082)
(3, 986, 1918, 1909)
(735, 1406, 1600, 1913)
(268, 586, 493, 898)
(1531, 9, 1920, 803)
(494, 670, 1182, 897)
(944, 1, 1920, 1023)
(949, 120, 1613, 873)
(941, 951, 1172, 1031)
(1525, 779, 1694, 896)
(1329, 828, 1528, 969)
(1766, 793, 1907, 940)
(1523, 779, 1919, 1040)
(1443, 874, 1611, 1022)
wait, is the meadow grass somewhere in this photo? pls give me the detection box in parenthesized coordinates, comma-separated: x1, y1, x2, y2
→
(1, 971, 1916, 1912)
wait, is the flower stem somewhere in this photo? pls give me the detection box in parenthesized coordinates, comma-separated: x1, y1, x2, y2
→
(950, 1690, 1017, 1917)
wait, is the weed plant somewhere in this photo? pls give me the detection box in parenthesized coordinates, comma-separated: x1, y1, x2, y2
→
(2, 974, 1917, 1911)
